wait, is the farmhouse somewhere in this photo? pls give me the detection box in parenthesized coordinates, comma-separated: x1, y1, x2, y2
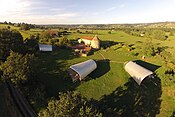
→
(78, 35, 100, 49)
(68, 59, 97, 82)
(124, 61, 153, 85)
(38, 44, 53, 51)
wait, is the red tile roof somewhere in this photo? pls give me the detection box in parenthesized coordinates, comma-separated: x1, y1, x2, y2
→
(82, 36, 93, 40)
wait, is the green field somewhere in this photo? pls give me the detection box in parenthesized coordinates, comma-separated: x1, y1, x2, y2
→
(1, 24, 175, 116)
(0, 24, 40, 39)
(35, 30, 175, 116)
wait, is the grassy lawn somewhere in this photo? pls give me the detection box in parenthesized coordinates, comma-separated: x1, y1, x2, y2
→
(0, 24, 41, 39)
(36, 30, 175, 116)
(1, 24, 175, 116)
(76, 62, 130, 100)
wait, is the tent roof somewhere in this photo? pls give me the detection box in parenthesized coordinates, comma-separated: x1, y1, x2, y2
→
(70, 59, 97, 80)
(124, 61, 153, 85)
(39, 44, 52, 51)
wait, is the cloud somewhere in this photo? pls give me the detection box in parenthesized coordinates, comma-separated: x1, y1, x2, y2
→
(49, 8, 62, 12)
(0, 0, 79, 24)
(107, 7, 116, 11)
(119, 4, 126, 8)
(54, 13, 78, 17)
(93, 11, 105, 15)
(93, 6, 116, 15)
(0, 0, 31, 16)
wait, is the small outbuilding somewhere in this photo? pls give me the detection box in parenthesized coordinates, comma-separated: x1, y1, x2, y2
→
(68, 59, 97, 82)
(124, 61, 153, 85)
(39, 44, 53, 52)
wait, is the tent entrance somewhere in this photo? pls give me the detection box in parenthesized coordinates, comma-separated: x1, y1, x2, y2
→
(68, 68, 80, 82)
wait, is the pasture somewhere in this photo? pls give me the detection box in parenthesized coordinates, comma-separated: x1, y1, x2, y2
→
(1, 23, 175, 116)
(36, 30, 175, 116)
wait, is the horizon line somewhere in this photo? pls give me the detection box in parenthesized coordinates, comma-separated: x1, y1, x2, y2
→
(1, 21, 175, 25)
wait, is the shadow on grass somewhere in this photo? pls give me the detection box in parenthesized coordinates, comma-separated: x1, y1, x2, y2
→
(89, 59, 110, 79)
(134, 60, 161, 72)
(71, 59, 111, 87)
(171, 111, 175, 117)
(37, 49, 75, 97)
(89, 41, 124, 56)
(98, 75, 162, 117)
(101, 41, 124, 49)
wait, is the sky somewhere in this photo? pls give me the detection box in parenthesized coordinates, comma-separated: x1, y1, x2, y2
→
(0, 0, 175, 24)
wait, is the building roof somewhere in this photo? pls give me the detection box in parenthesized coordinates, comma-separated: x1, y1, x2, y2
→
(82, 35, 100, 41)
(70, 44, 85, 49)
(70, 59, 97, 80)
(82, 36, 93, 40)
(124, 61, 153, 85)
(92, 35, 99, 41)
(39, 44, 52, 51)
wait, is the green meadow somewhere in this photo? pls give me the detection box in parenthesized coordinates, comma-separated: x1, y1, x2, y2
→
(1, 24, 175, 116)
(36, 29, 175, 116)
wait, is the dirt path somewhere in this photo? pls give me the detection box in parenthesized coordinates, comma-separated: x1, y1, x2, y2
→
(99, 52, 106, 60)
(98, 52, 124, 64)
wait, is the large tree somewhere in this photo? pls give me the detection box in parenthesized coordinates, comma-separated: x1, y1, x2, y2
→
(24, 34, 39, 54)
(38, 91, 102, 117)
(59, 37, 70, 47)
(40, 30, 52, 40)
(0, 29, 24, 60)
(152, 30, 167, 40)
(0, 51, 36, 85)
(20, 23, 30, 30)
(142, 38, 161, 56)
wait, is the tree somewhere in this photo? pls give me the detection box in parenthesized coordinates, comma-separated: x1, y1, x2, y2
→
(169, 31, 174, 36)
(59, 37, 70, 47)
(24, 34, 39, 54)
(152, 30, 167, 40)
(20, 23, 30, 30)
(38, 91, 102, 117)
(4, 21, 8, 24)
(0, 29, 24, 60)
(142, 38, 160, 56)
(40, 30, 52, 39)
(7, 26, 11, 30)
(0, 51, 36, 85)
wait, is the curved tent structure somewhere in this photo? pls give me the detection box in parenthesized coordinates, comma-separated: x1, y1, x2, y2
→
(39, 44, 52, 51)
(68, 59, 97, 82)
(124, 61, 153, 85)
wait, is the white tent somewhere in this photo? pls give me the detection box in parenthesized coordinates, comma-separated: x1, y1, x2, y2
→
(69, 59, 97, 81)
(124, 61, 153, 85)
(39, 44, 52, 51)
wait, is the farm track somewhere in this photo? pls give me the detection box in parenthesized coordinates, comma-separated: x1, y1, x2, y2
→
(98, 52, 124, 64)
(6, 82, 37, 117)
